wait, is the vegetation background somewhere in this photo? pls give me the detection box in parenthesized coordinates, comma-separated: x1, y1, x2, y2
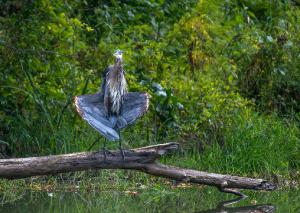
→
(0, 0, 299, 184)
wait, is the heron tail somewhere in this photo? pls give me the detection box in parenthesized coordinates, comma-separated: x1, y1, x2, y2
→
(109, 115, 128, 130)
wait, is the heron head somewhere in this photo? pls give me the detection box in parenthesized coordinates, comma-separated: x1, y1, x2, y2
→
(113, 49, 123, 60)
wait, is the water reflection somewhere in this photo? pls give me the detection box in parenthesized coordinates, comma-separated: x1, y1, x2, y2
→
(0, 187, 298, 212)
(197, 196, 275, 213)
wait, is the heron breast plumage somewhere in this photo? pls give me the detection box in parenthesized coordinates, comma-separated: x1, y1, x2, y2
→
(104, 65, 127, 116)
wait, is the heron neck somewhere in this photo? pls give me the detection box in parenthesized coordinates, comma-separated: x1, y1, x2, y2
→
(114, 57, 123, 68)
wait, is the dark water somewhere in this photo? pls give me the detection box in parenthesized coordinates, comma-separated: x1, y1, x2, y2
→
(0, 187, 299, 213)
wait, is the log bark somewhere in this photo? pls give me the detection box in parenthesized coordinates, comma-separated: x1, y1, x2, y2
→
(0, 142, 276, 197)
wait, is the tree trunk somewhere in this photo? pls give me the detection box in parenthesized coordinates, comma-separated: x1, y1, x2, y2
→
(0, 143, 276, 197)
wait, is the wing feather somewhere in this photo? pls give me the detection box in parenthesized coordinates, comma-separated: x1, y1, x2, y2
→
(74, 92, 150, 136)
(74, 93, 119, 141)
(116, 92, 150, 129)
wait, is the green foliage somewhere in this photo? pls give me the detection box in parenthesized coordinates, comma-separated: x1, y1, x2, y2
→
(200, 111, 300, 176)
(219, 0, 300, 115)
(0, 0, 299, 178)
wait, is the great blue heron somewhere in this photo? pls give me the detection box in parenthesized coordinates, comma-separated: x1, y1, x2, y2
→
(74, 50, 150, 160)
(102, 50, 127, 120)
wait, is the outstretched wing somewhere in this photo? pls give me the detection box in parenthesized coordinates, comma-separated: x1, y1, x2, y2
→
(117, 92, 150, 129)
(74, 92, 150, 137)
(74, 93, 119, 141)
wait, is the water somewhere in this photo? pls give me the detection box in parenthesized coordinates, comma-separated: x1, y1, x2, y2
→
(0, 187, 299, 212)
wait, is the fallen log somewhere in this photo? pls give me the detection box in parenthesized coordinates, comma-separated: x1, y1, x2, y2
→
(0, 142, 276, 197)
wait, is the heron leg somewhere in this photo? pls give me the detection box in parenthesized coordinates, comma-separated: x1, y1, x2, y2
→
(118, 130, 125, 161)
(102, 138, 108, 161)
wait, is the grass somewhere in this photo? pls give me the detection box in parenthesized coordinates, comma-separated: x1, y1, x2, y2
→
(199, 111, 300, 177)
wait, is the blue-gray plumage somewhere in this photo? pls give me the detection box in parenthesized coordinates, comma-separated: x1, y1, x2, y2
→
(74, 50, 150, 155)
(102, 50, 127, 127)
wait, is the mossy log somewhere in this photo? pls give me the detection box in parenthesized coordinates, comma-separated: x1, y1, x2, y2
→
(0, 142, 276, 197)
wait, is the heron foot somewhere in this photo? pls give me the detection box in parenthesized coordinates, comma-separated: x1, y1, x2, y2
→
(119, 148, 125, 161)
(102, 148, 113, 161)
